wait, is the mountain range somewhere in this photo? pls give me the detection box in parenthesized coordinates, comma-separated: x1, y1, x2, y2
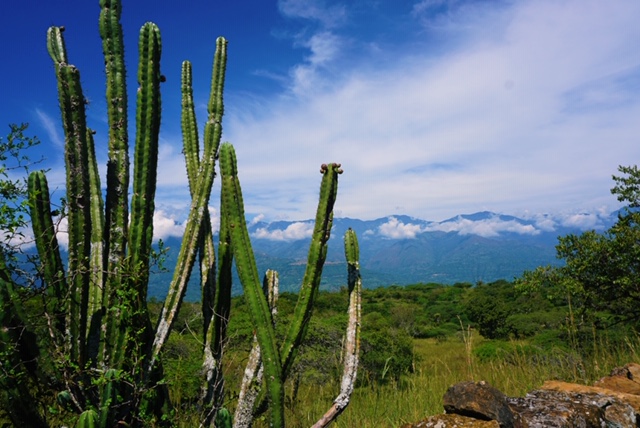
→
(148, 210, 616, 301)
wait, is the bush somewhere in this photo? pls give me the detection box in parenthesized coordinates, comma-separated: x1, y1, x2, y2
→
(359, 313, 414, 383)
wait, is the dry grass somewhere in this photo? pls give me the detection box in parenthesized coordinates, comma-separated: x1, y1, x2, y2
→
(270, 332, 640, 428)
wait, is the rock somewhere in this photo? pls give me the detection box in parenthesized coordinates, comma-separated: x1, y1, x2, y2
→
(401, 413, 499, 428)
(625, 363, 640, 381)
(404, 364, 640, 428)
(604, 401, 637, 428)
(595, 363, 640, 395)
(595, 375, 640, 395)
(442, 381, 519, 428)
(508, 389, 609, 427)
(541, 380, 640, 413)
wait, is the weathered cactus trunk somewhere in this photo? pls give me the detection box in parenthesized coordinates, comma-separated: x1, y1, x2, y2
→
(312, 228, 362, 428)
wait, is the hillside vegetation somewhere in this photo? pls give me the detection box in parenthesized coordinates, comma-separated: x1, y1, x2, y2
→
(153, 278, 639, 427)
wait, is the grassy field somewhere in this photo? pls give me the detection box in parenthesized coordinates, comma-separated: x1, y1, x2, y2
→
(237, 331, 640, 428)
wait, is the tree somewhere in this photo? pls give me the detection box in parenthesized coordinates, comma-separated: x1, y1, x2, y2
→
(0, 123, 41, 279)
(517, 165, 640, 328)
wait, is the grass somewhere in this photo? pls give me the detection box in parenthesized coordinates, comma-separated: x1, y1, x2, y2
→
(236, 330, 640, 428)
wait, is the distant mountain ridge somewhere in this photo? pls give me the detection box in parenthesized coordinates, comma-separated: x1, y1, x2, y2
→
(148, 210, 616, 301)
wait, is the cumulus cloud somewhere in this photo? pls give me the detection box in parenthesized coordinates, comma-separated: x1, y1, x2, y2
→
(152, 210, 186, 241)
(425, 216, 539, 238)
(377, 217, 426, 239)
(558, 212, 602, 230)
(253, 221, 314, 241)
(532, 215, 557, 232)
(249, 213, 266, 226)
(152, 207, 221, 241)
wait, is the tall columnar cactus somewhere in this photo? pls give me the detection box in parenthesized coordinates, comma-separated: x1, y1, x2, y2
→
(0, 1, 361, 426)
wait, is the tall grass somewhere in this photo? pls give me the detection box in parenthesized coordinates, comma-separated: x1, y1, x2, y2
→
(247, 331, 640, 428)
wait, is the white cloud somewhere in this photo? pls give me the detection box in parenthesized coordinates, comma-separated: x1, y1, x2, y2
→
(156, 141, 189, 188)
(249, 213, 265, 226)
(54, 216, 68, 250)
(289, 31, 344, 96)
(425, 216, 539, 238)
(1, 227, 36, 252)
(278, 0, 347, 28)
(35, 108, 64, 149)
(152, 210, 186, 241)
(558, 212, 601, 230)
(377, 217, 425, 239)
(208, 207, 221, 234)
(152, 206, 220, 241)
(253, 221, 314, 241)
(532, 215, 557, 233)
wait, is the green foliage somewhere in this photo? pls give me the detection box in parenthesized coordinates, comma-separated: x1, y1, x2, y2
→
(463, 280, 558, 340)
(517, 164, 640, 328)
(358, 311, 414, 383)
(0, 123, 41, 268)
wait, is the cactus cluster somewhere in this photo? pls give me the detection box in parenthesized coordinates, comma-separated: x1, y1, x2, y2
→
(0, 1, 361, 427)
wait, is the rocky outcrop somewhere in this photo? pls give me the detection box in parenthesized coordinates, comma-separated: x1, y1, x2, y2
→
(404, 363, 640, 428)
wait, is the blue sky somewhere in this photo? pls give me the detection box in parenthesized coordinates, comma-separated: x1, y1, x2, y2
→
(3, 0, 640, 242)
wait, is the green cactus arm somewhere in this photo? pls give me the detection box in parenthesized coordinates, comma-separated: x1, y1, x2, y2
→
(98, 368, 118, 428)
(219, 142, 284, 428)
(85, 128, 105, 363)
(99, 0, 129, 288)
(182, 58, 223, 417)
(234, 269, 279, 428)
(87, 127, 104, 304)
(199, 190, 231, 422)
(180, 59, 217, 344)
(181, 60, 200, 193)
(27, 171, 67, 334)
(340, 228, 362, 401)
(146, 37, 227, 376)
(97, 0, 129, 371)
(46, 26, 67, 67)
(129, 22, 162, 301)
(78, 408, 99, 428)
(280, 163, 341, 378)
(50, 59, 92, 365)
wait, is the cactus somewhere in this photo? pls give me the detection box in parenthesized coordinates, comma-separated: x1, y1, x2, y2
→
(0, 1, 362, 426)
(312, 228, 362, 428)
